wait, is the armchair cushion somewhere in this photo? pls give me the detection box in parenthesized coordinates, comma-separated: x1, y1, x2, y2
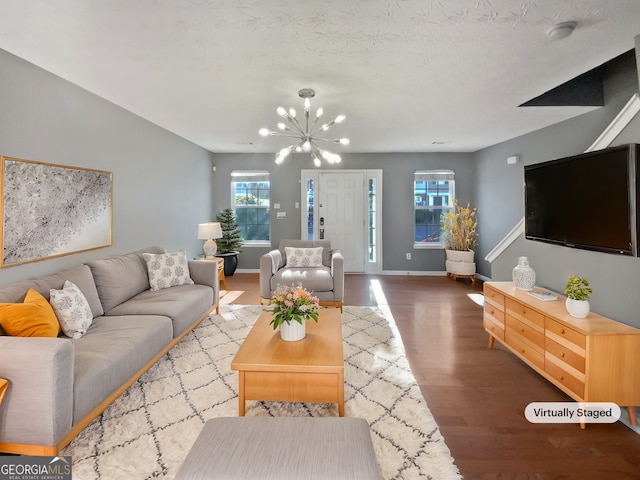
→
(271, 267, 334, 293)
(284, 247, 323, 267)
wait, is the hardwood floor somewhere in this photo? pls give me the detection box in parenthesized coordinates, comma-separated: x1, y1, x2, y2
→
(222, 273, 640, 479)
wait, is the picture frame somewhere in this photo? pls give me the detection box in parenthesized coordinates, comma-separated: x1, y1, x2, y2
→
(1, 156, 113, 267)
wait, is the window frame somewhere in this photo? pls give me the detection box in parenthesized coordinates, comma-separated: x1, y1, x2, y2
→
(231, 170, 271, 247)
(413, 170, 455, 249)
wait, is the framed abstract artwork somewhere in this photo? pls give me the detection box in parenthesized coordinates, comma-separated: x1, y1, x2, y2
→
(1, 156, 113, 267)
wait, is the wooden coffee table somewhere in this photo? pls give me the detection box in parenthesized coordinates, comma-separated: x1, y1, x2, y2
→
(231, 308, 344, 416)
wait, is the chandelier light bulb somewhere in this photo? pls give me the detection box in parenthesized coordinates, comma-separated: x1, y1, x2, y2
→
(279, 147, 292, 158)
(259, 88, 348, 167)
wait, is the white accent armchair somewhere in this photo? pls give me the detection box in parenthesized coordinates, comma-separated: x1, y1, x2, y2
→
(259, 240, 344, 311)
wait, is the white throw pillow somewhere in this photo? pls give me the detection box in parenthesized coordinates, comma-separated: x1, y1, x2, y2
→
(285, 247, 323, 267)
(143, 251, 194, 291)
(50, 280, 94, 339)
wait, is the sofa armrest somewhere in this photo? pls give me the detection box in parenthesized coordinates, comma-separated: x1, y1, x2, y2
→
(331, 250, 345, 302)
(189, 260, 218, 288)
(259, 250, 282, 300)
(188, 260, 220, 304)
(0, 337, 74, 447)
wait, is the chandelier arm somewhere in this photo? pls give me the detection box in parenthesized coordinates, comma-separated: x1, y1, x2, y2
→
(270, 132, 306, 140)
(290, 117, 307, 137)
(309, 139, 334, 154)
(284, 119, 306, 137)
(309, 136, 340, 144)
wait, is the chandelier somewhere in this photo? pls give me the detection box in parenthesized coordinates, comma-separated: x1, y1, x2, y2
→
(259, 88, 349, 167)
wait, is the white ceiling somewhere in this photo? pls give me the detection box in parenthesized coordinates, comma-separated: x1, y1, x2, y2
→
(0, 1, 639, 155)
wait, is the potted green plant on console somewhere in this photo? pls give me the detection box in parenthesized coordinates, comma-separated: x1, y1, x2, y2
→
(564, 275, 592, 318)
(441, 199, 478, 281)
(215, 208, 243, 276)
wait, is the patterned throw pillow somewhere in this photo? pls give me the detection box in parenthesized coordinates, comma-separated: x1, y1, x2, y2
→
(50, 281, 94, 339)
(143, 251, 194, 291)
(285, 247, 324, 267)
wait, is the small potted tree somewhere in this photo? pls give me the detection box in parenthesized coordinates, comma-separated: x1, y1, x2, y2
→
(441, 199, 478, 280)
(564, 275, 592, 318)
(215, 208, 243, 276)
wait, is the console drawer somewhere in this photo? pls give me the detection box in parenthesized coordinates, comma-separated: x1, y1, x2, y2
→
(505, 330, 544, 370)
(506, 314, 544, 349)
(545, 318, 586, 350)
(484, 316, 505, 341)
(545, 355, 585, 398)
(505, 298, 544, 328)
(485, 286, 505, 311)
(546, 336, 586, 373)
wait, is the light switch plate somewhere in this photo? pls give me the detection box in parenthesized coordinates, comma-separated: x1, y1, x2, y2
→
(277, 211, 286, 219)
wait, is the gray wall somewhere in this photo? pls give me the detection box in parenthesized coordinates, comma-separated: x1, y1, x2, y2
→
(211, 152, 475, 272)
(474, 51, 640, 327)
(0, 49, 215, 285)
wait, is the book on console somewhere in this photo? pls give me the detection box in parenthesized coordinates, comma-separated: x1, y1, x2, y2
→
(527, 288, 558, 301)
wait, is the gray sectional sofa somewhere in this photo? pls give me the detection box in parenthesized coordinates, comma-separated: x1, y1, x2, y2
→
(0, 246, 219, 455)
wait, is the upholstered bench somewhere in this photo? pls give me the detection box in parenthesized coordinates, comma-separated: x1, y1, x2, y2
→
(175, 417, 382, 479)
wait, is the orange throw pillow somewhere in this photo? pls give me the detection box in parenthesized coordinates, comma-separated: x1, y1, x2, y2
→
(0, 288, 60, 337)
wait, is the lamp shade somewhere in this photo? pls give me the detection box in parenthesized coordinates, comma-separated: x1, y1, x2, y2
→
(197, 222, 222, 240)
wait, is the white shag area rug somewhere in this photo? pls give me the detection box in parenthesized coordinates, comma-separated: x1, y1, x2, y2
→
(62, 305, 462, 480)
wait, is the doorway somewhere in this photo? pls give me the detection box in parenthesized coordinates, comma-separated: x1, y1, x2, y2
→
(301, 169, 382, 273)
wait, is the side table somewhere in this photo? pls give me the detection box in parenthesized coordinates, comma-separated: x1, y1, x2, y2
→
(214, 257, 227, 291)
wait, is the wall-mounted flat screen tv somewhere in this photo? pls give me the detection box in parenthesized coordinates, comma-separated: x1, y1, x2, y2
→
(524, 143, 638, 256)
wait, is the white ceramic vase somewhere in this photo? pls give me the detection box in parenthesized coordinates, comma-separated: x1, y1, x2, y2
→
(565, 298, 590, 318)
(512, 256, 536, 291)
(280, 320, 306, 341)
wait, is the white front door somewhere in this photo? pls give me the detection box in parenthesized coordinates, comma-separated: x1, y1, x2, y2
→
(318, 172, 365, 272)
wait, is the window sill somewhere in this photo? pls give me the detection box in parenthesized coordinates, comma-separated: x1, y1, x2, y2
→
(413, 243, 444, 250)
(241, 241, 271, 248)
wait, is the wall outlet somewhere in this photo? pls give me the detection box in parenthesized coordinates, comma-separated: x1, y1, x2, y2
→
(406, 252, 411, 260)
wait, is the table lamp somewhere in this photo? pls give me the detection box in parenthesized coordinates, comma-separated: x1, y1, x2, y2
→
(197, 222, 223, 259)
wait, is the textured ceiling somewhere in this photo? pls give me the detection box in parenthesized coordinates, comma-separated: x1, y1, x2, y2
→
(0, 0, 639, 154)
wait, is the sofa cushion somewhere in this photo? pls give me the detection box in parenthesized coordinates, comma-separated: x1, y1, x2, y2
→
(142, 251, 194, 291)
(38, 265, 104, 318)
(50, 281, 94, 339)
(105, 284, 214, 337)
(0, 289, 60, 337)
(87, 253, 150, 313)
(284, 246, 323, 267)
(71, 314, 173, 424)
(271, 266, 334, 293)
